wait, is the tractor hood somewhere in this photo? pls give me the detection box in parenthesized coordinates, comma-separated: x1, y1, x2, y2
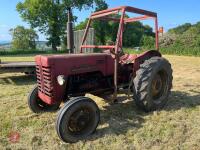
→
(35, 53, 114, 76)
(35, 53, 112, 67)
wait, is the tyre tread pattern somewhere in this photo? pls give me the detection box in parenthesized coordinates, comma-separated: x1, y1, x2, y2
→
(133, 57, 173, 112)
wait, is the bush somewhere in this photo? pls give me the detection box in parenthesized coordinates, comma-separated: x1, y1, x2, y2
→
(159, 22, 200, 57)
(140, 35, 155, 49)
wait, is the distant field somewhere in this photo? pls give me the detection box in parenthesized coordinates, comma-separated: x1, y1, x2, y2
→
(0, 41, 49, 50)
(0, 53, 66, 62)
(1, 55, 35, 62)
(0, 55, 200, 149)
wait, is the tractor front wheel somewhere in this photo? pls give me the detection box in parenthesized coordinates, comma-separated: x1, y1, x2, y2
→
(28, 86, 60, 113)
(133, 57, 173, 112)
(56, 97, 100, 143)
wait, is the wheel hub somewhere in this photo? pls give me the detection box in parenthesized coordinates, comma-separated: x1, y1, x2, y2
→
(152, 74, 163, 96)
(151, 72, 167, 101)
(69, 109, 90, 133)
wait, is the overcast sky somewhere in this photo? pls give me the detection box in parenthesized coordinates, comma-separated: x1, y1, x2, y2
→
(0, 0, 200, 41)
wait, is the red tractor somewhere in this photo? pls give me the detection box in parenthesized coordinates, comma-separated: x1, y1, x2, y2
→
(28, 6, 173, 143)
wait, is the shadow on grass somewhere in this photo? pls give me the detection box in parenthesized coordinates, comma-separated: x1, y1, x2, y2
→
(0, 74, 36, 85)
(88, 96, 146, 141)
(164, 91, 200, 111)
(89, 90, 200, 141)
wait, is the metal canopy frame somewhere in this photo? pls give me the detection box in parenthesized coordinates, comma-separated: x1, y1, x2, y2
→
(80, 6, 159, 101)
(80, 6, 159, 53)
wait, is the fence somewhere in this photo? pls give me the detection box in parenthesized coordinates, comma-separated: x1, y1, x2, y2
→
(74, 28, 94, 53)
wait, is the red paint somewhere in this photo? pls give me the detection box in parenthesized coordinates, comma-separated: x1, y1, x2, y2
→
(35, 6, 161, 105)
(81, 45, 115, 49)
(35, 53, 115, 104)
(124, 16, 152, 23)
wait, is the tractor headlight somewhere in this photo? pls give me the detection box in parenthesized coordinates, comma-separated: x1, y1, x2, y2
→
(57, 75, 66, 86)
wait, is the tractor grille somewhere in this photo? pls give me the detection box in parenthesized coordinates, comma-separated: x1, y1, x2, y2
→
(36, 65, 53, 97)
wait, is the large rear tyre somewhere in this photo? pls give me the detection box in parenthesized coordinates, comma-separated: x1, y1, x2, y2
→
(56, 97, 100, 143)
(28, 86, 60, 113)
(133, 57, 173, 112)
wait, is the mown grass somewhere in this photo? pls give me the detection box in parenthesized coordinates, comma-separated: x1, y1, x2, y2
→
(0, 54, 200, 149)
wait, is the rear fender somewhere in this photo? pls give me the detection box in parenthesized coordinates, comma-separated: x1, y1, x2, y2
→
(133, 50, 162, 75)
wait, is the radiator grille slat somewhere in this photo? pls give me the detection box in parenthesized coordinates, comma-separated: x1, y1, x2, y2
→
(36, 65, 53, 98)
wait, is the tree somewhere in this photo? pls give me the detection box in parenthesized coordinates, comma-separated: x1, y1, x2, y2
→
(75, 18, 155, 47)
(74, 1, 109, 45)
(75, 19, 89, 31)
(10, 26, 38, 50)
(92, 0, 109, 45)
(16, 0, 105, 51)
(168, 23, 192, 34)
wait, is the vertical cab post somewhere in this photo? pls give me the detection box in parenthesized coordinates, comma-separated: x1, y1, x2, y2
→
(155, 16, 159, 51)
(113, 8, 126, 101)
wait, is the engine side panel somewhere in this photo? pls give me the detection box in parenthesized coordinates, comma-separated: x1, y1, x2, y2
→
(35, 53, 114, 104)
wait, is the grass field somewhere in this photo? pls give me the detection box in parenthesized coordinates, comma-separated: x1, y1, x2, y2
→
(0, 54, 200, 149)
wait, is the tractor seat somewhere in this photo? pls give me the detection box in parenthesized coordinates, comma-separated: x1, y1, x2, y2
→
(120, 54, 137, 64)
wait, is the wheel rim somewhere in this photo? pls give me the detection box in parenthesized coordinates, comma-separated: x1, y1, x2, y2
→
(151, 70, 168, 103)
(67, 107, 94, 135)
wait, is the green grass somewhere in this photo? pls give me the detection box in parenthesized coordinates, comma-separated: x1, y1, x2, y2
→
(0, 49, 68, 56)
(124, 47, 200, 57)
(123, 48, 143, 54)
(1, 46, 200, 57)
(160, 46, 200, 57)
(0, 54, 200, 149)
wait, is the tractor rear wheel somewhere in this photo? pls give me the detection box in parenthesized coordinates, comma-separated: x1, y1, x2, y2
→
(28, 86, 60, 113)
(56, 97, 100, 143)
(133, 57, 173, 112)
